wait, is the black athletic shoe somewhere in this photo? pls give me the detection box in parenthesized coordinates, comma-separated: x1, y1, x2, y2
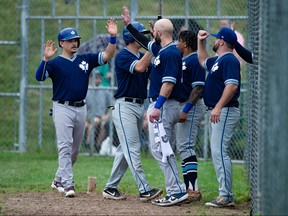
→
(139, 188, 163, 201)
(102, 188, 127, 200)
(152, 192, 188, 207)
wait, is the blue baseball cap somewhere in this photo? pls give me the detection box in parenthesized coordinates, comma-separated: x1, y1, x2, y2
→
(210, 27, 237, 45)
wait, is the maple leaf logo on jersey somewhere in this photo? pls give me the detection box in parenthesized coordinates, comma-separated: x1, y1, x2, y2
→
(182, 62, 187, 71)
(79, 61, 88, 73)
(211, 62, 219, 72)
(154, 56, 160, 67)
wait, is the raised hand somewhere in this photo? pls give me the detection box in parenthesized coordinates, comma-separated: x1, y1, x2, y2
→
(43, 40, 57, 61)
(106, 18, 118, 37)
(121, 6, 130, 26)
(197, 30, 209, 41)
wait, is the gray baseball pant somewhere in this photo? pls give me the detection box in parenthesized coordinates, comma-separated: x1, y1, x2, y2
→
(209, 106, 240, 201)
(105, 98, 152, 193)
(52, 101, 87, 189)
(147, 99, 186, 196)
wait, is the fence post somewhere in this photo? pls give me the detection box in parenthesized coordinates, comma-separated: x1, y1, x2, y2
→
(18, 0, 29, 152)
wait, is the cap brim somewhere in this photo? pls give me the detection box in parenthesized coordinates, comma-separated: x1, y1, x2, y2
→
(210, 33, 218, 38)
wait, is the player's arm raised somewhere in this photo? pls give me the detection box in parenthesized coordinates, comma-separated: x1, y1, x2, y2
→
(102, 18, 118, 63)
(197, 30, 210, 68)
(35, 40, 57, 81)
(122, 6, 150, 50)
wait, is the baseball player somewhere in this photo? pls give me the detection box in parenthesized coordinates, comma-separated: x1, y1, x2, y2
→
(122, 6, 188, 206)
(35, 18, 117, 197)
(102, 22, 162, 201)
(176, 30, 206, 202)
(197, 27, 241, 207)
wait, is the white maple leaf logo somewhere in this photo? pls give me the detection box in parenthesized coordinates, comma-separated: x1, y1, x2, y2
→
(154, 56, 160, 67)
(182, 62, 187, 71)
(79, 61, 88, 73)
(211, 62, 219, 72)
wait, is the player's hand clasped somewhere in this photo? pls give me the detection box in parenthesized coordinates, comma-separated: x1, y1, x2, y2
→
(197, 30, 209, 41)
(149, 108, 160, 123)
(178, 112, 188, 123)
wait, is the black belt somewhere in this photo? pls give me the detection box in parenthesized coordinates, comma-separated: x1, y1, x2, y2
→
(124, 97, 144, 105)
(58, 100, 86, 107)
(207, 106, 238, 110)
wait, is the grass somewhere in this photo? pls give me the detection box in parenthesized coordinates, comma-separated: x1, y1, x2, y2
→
(0, 151, 250, 206)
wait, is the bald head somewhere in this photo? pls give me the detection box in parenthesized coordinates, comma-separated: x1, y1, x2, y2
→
(154, 18, 174, 34)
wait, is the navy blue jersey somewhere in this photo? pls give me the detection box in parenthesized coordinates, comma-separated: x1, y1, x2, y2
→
(114, 48, 151, 99)
(204, 53, 241, 108)
(147, 42, 183, 101)
(43, 53, 104, 101)
(181, 52, 205, 100)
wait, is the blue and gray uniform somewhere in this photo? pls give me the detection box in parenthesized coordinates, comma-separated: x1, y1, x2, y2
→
(176, 52, 206, 190)
(126, 24, 187, 196)
(35, 52, 105, 190)
(204, 53, 241, 201)
(104, 47, 153, 193)
(148, 41, 187, 196)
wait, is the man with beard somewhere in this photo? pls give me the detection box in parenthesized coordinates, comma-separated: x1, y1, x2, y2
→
(197, 27, 241, 208)
(121, 6, 188, 206)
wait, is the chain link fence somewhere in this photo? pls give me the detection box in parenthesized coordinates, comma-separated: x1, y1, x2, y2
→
(1, 0, 249, 159)
(246, 0, 288, 215)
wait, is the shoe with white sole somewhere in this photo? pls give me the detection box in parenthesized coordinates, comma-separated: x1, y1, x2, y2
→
(51, 180, 64, 193)
(205, 196, 235, 207)
(152, 192, 188, 207)
(64, 186, 75, 198)
(103, 188, 127, 200)
(139, 188, 163, 202)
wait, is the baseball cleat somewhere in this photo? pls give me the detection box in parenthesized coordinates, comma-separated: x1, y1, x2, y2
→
(152, 192, 188, 207)
(139, 188, 163, 202)
(64, 186, 75, 198)
(51, 180, 64, 193)
(103, 188, 127, 200)
(205, 196, 235, 208)
(186, 189, 202, 202)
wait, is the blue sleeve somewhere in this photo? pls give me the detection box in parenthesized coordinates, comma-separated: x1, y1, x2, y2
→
(35, 60, 48, 81)
(223, 58, 240, 85)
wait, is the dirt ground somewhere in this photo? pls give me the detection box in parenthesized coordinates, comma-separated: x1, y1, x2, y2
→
(2, 191, 251, 216)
